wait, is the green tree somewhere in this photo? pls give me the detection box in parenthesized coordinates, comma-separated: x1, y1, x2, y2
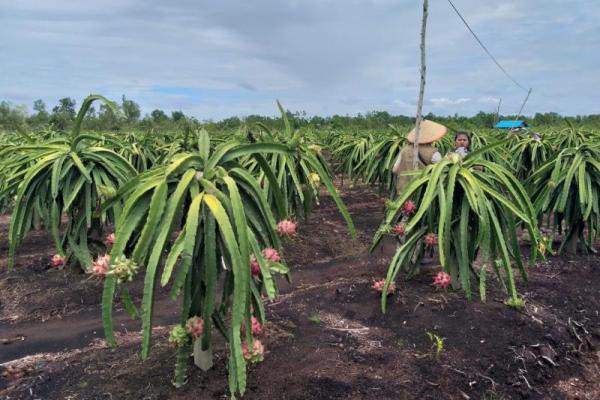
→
(150, 109, 168, 124)
(28, 99, 50, 129)
(0, 101, 27, 130)
(98, 103, 121, 131)
(50, 97, 77, 130)
(171, 110, 186, 123)
(121, 95, 140, 124)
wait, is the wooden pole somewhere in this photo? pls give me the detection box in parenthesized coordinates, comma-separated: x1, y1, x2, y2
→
(494, 98, 502, 127)
(516, 88, 532, 121)
(412, 0, 429, 169)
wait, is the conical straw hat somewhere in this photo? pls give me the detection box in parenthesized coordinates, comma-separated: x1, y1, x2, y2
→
(406, 119, 448, 144)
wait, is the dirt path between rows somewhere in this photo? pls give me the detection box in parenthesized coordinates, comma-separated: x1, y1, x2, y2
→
(2, 183, 600, 399)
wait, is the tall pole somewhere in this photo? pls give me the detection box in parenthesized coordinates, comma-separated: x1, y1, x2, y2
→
(494, 98, 502, 127)
(412, 0, 429, 169)
(516, 88, 532, 121)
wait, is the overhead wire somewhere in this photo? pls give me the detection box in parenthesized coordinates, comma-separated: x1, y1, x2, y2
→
(445, 0, 530, 93)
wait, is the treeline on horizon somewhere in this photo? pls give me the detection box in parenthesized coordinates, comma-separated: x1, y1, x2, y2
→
(2, 96, 600, 134)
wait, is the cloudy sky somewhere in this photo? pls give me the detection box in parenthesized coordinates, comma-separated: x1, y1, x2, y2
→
(1, 0, 598, 120)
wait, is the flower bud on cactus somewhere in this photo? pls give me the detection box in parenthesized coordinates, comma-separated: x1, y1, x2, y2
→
(241, 339, 265, 363)
(186, 316, 204, 338)
(97, 184, 117, 200)
(104, 233, 116, 246)
(169, 325, 189, 348)
(392, 224, 405, 236)
(249, 255, 260, 277)
(51, 254, 65, 268)
(423, 233, 438, 248)
(538, 236, 549, 256)
(307, 144, 322, 155)
(308, 172, 321, 187)
(401, 200, 416, 216)
(107, 256, 139, 283)
(433, 272, 451, 289)
(92, 254, 111, 277)
(372, 279, 396, 295)
(262, 248, 281, 263)
(276, 220, 297, 237)
(449, 152, 461, 164)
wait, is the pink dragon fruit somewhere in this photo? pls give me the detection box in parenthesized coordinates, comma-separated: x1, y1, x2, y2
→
(92, 254, 111, 277)
(372, 279, 396, 295)
(262, 248, 281, 263)
(401, 200, 417, 216)
(51, 254, 65, 268)
(186, 316, 204, 338)
(250, 255, 260, 277)
(241, 316, 264, 337)
(423, 233, 438, 248)
(104, 233, 116, 246)
(433, 271, 451, 289)
(276, 220, 297, 237)
(241, 338, 265, 363)
(392, 224, 405, 236)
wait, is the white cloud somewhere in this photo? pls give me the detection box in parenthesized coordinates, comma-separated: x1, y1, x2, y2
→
(431, 97, 471, 105)
(0, 0, 599, 118)
(477, 97, 500, 105)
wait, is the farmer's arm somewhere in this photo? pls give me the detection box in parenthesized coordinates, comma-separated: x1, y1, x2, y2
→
(430, 151, 442, 164)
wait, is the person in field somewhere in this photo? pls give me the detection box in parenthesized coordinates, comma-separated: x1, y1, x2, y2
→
(392, 119, 448, 196)
(391, 120, 448, 270)
(453, 131, 470, 159)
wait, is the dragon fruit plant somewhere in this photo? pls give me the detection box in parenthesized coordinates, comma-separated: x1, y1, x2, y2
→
(241, 101, 356, 239)
(372, 139, 541, 309)
(339, 125, 407, 195)
(527, 142, 600, 254)
(101, 130, 300, 398)
(1, 95, 136, 271)
(330, 133, 373, 186)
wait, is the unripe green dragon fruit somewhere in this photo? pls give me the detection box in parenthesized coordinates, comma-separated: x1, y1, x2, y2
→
(169, 325, 189, 348)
